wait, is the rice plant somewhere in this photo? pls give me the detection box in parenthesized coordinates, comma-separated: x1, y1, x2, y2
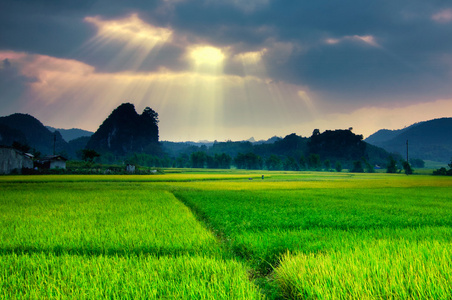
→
(0, 253, 264, 299)
(275, 239, 452, 299)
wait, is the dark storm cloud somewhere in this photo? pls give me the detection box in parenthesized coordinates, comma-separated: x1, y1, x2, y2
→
(0, 59, 37, 112)
(0, 0, 160, 58)
(2, 0, 452, 104)
(1, 1, 95, 56)
(158, 0, 452, 103)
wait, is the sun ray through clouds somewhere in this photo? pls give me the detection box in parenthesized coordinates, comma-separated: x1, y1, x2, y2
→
(184, 45, 226, 139)
(232, 48, 309, 134)
(83, 14, 173, 71)
(19, 13, 177, 130)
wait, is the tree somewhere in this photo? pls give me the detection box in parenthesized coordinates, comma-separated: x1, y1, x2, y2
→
(434, 158, 452, 175)
(410, 158, 425, 168)
(190, 151, 207, 168)
(299, 155, 307, 170)
(234, 153, 263, 170)
(351, 160, 364, 173)
(433, 167, 448, 175)
(142, 107, 159, 124)
(308, 153, 321, 170)
(175, 154, 189, 168)
(363, 159, 374, 173)
(312, 129, 320, 136)
(386, 156, 398, 173)
(266, 155, 281, 170)
(82, 149, 100, 163)
(283, 156, 299, 171)
(307, 129, 366, 166)
(206, 155, 218, 169)
(140, 107, 159, 144)
(324, 159, 331, 171)
(402, 160, 413, 175)
(205, 153, 231, 169)
(335, 161, 342, 172)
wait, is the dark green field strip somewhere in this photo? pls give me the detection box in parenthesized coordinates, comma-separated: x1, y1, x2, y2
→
(175, 187, 452, 233)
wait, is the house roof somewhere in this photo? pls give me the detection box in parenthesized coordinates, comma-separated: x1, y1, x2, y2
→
(0, 145, 34, 158)
(41, 155, 68, 162)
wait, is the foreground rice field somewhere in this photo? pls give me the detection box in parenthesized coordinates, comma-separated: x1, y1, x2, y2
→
(0, 181, 263, 299)
(1, 171, 451, 299)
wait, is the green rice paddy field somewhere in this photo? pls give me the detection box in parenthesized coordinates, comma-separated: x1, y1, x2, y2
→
(1, 171, 452, 299)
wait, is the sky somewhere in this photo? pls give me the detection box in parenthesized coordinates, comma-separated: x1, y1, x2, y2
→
(1, 0, 452, 142)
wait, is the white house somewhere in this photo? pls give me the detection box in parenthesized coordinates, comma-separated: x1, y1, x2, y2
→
(38, 155, 68, 169)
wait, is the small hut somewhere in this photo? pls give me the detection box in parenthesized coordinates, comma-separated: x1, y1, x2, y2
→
(37, 155, 68, 169)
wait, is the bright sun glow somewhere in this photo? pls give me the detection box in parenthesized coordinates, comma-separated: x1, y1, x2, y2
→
(189, 46, 225, 65)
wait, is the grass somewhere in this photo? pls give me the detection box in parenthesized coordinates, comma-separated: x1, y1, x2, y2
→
(275, 239, 452, 299)
(172, 172, 452, 298)
(0, 184, 221, 257)
(1, 171, 452, 299)
(0, 179, 264, 299)
(0, 173, 262, 183)
(0, 253, 263, 299)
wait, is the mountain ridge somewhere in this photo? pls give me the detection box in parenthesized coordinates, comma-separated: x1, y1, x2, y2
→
(1, 109, 451, 163)
(365, 117, 452, 162)
(0, 113, 68, 156)
(46, 126, 93, 142)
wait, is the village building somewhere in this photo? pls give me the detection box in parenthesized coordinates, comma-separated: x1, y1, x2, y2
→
(36, 155, 68, 169)
(126, 164, 136, 173)
(0, 146, 34, 174)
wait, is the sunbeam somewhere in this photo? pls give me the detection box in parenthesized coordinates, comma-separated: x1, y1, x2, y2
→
(83, 14, 172, 71)
(184, 45, 226, 139)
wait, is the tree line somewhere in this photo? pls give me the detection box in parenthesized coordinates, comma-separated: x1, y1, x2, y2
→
(80, 128, 425, 173)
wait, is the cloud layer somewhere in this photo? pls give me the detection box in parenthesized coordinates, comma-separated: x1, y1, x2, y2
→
(1, 0, 452, 141)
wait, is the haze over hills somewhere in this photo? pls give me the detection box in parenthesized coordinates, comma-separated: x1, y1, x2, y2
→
(46, 126, 93, 142)
(364, 118, 452, 163)
(1, 106, 451, 165)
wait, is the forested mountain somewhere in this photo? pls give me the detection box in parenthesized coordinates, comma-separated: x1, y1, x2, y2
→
(0, 113, 68, 156)
(365, 118, 452, 162)
(308, 129, 366, 163)
(86, 103, 161, 156)
(46, 126, 93, 142)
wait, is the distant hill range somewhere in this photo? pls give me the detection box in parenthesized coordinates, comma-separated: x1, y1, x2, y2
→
(365, 118, 452, 163)
(46, 126, 93, 142)
(1, 107, 450, 165)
